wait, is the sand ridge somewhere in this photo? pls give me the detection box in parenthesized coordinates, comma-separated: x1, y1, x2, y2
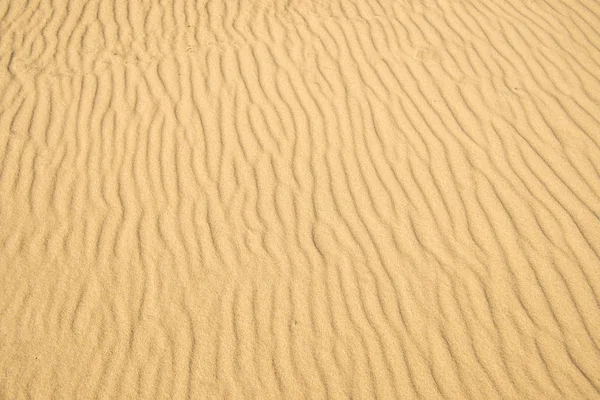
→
(1, 0, 600, 398)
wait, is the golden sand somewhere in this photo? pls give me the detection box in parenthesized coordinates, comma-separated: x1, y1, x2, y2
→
(1, 0, 600, 398)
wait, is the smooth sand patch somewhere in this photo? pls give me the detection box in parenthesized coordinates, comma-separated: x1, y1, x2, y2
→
(1, 0, 600, 398)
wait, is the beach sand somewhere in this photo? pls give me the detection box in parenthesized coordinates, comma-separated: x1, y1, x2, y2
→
(1, 0, 600, 398)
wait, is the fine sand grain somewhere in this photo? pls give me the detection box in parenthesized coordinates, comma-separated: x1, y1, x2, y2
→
(1, 0, 600, 398)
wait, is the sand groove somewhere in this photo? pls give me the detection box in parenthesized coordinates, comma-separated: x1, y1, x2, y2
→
(1, 0, 600, 398)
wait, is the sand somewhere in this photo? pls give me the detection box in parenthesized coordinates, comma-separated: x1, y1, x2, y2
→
(1, 0, 600, 398)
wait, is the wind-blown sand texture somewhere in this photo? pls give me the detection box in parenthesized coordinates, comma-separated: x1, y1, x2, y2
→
(1, 0, 600, 398)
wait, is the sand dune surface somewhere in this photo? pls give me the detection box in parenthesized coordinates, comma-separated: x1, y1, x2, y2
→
(1, 0, 600, 398)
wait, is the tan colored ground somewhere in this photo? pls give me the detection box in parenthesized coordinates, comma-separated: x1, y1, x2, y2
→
(1, 0, 600, 398)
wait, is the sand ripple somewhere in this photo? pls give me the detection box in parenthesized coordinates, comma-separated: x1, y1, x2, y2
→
(1, 0, 600, 398)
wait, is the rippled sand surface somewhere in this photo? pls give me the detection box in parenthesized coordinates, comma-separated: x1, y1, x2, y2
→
(1, 0, 600, 398)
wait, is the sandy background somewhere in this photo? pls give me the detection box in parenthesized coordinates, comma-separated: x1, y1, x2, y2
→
(1, 0, 600, 398)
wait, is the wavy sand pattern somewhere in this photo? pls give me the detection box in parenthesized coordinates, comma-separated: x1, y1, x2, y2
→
(1, 0, 600, 398)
